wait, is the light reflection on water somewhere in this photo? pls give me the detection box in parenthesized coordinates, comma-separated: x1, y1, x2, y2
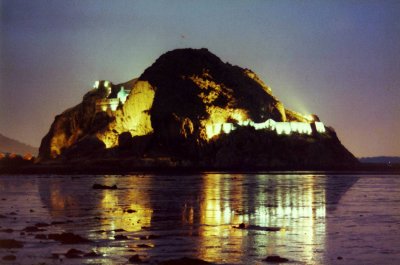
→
(98, 176, 153, 233)
(0, 174, 399, 265)
(196, 174, 327, 264)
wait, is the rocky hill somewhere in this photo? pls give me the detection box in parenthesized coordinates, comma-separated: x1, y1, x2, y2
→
(38, 48, 357, 169)
(0, 133, 38, 156)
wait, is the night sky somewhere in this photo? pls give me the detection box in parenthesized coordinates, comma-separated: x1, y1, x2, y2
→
(1, 0, 399, 157)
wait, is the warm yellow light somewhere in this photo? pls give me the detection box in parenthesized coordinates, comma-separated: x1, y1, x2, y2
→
(96, 81, 155, 148)
(203, 107, 248, 139)
(187, 73, 249, 139)
(206, 124, 220, 139)
(98, 176, 153, 233)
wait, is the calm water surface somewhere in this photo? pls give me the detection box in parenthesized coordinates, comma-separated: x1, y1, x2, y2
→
(0, 174, 399, 264)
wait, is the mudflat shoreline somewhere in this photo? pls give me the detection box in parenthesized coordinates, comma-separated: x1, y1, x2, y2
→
(1, 173, 399, 264)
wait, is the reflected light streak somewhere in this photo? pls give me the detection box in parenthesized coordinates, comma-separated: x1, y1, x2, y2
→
(99, 176, 153, 233)
(47, 182, 79, 218)
(197, 174, 326, 264)
(197, 174, 244, 263)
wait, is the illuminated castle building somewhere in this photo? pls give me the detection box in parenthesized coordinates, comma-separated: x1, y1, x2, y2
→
(93, 80, 131, 113)
(206, 118, 326, 139)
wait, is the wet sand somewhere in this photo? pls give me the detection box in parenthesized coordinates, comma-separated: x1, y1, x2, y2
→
(0, 174, 399, 264)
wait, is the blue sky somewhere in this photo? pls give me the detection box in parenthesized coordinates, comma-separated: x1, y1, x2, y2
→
(1, 0, 399, 156)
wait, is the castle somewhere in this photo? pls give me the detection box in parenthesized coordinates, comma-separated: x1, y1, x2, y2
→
(206, 118, 326, 139)
(93, 80, 131, 113)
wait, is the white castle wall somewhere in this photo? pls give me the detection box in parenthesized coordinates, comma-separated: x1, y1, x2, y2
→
(315, 122, 326, 133)
(207, 118, 324, 139)
(206, 123, 235, 139)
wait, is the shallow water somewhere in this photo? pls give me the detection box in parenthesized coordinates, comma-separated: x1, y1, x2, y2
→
(0, 174, 399, 264)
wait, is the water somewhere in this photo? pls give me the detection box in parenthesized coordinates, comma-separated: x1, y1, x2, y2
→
(0, 174, 399, 264)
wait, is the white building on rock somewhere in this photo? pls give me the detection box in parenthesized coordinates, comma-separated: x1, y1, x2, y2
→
(207, 118, 326, 139)
(93, 81, 131, 113)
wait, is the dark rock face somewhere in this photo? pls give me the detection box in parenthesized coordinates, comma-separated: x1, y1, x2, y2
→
(47, 232, 91, 244)
(204, 127, 358, 168)
(138, 48, 286, 156)
(263, 255, 289, 262)
(38, 48, 358, 169)
(129, 254, 142, 263)
(0, 239, 24, 248)
(140, 48, 285, 125)
(2, 255, 16, 261)
(92, 183, 118, 190)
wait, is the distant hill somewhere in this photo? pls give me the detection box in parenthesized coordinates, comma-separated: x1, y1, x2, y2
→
(0, 133, 38, 156)
(359, 156, 400, 164)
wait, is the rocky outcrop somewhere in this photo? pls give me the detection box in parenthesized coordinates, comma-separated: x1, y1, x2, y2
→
(38, 48, 358, 168)
(139, 48, 287, 148)
(39, 79, 154, 158)
(39, 86, 110, 159)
